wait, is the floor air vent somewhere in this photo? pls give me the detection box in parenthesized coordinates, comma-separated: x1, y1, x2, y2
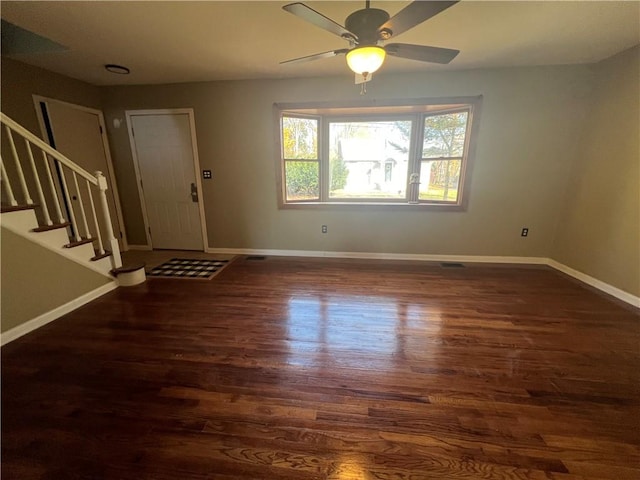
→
(246, 256, 266, 261)
(440, 262, 465, 268)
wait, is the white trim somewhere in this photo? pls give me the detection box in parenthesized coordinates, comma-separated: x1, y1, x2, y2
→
(126, 244, 152, 251)
(0, 282, 118, 346)
(205, 247, 547, 265)
(548, 259, 640, 308)
(125, 108, 209, 251)
(32, 95, 129, 250)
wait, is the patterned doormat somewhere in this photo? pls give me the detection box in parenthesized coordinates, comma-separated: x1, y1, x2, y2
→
(147, 258, 230, 280)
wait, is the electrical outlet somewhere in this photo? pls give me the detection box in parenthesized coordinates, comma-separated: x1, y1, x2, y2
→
(321, 225, 328, 234)
(521, 228, 529, 237)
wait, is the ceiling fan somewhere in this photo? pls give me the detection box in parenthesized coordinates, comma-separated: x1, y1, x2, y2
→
(280, 1, 460, 79)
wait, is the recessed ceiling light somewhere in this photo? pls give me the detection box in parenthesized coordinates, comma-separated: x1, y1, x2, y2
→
(105, 64, 130, 75)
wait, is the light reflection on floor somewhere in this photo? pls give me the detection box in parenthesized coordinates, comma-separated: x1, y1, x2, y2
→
(286, 294, 442, 369)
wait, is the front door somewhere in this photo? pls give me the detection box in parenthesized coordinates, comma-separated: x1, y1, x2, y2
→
(129, 112, 204, 251)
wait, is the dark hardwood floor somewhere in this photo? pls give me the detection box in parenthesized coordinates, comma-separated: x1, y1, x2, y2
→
(2, 256, 639, 479)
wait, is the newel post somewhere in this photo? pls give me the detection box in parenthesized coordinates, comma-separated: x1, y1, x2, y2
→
(96, 171, 122, 268)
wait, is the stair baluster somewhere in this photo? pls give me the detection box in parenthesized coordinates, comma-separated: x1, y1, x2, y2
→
(41, 151, 65, 224)
(5, 125, 33, 205)
(86, 180, 105, 256)
(71, 171, 90, 240)
(24, 139, 52, 226)
(0, 154, 18, 206)
(58, 166, 81, 242)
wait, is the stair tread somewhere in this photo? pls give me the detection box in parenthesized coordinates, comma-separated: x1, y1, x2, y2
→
(91, 250, 112, 261)
(32, 222, 71, 232)
(111, 262, 146, 276)
(64, 237, 95, 248)
(1, 204, 39, 213)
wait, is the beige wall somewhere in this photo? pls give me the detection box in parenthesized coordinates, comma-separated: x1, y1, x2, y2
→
(1, 227, 112, 333)
(102, 64, 593, 256)
(1, 57, 102, 138)
(552, 46, 640, 296)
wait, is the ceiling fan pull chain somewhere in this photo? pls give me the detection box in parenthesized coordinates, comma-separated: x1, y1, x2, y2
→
(359, 72, 369, 95)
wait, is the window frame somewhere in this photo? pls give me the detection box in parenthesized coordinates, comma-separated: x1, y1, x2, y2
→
(275, 96, 482, 211)
(417, 106, 473, 205)
(280, 113, 322, 203)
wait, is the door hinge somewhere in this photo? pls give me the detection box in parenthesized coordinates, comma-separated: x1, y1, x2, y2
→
(131, 127, 135, 137)
(140, 179, 143, 190)
(119, 231, 123, 239)
(148, 226, 152, 237)
(99, 125, 103, 134)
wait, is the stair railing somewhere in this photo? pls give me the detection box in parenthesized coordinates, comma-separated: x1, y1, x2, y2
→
(0, 112, 122, 269)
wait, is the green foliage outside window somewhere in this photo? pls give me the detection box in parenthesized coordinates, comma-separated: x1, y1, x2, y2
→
(285, 161, 319, 200)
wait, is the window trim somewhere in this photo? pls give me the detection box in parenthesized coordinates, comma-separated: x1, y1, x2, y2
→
(275, 96, 482, 211)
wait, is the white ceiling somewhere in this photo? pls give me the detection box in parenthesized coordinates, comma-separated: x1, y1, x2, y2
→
(2, 1, 639, 86)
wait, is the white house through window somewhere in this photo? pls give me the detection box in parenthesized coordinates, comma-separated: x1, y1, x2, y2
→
(277, 97, 481, 209)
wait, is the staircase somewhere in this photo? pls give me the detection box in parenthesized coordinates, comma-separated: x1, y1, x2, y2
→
(1, 112, 122, 276)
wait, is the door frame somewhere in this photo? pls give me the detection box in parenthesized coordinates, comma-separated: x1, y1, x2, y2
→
(125, 108, 209, 251)
(32, 95, 129, 250)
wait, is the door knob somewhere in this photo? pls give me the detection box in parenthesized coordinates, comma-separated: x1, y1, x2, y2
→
(190, 183, 198, 202)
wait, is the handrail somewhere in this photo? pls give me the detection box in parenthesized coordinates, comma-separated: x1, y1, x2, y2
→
(0, 112, 97, 185)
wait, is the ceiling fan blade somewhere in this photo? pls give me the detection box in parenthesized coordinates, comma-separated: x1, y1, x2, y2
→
(385, 43, 459, 64)
(283, 3, 357, 41)
(378, 1, 458, 39)
(280, 49, 349, 65)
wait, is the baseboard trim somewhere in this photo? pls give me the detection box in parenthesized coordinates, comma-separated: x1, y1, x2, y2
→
(547, 259, 639, 308)
(126, 244, 152, 251)
(207, 247, 638, 308)
(1, 282, 118, 346)
(206, 247, 548, 265)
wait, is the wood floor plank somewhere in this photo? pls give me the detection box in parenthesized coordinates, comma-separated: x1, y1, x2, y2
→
(2, 256, 638, 479)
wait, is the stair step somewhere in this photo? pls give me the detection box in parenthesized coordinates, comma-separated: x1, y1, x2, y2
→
(91, 250, 112, 261)
(32, 222, 71, 232)
(111, 262, 146, 286)
(110, 262, 146, 276)
(1, 204, 38, 213)
(64, 237, 95, 249)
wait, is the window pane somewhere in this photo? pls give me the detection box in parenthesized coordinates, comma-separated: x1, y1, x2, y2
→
(329, 120, 411, 199)
(419, 159, 461, 202)
(282, 117, 318, 159)
(422, 112, 468, 158)
(285, 161, 319, 201)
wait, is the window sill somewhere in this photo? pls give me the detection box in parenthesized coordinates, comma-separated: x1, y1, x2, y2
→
(279, 201, 466, 211)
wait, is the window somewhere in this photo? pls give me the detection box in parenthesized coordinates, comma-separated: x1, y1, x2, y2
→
(277, 97, 481, 209)
(282, 116, 319, 201)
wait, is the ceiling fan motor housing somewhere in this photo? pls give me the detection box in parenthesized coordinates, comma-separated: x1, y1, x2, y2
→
(345, 8, 390, 45)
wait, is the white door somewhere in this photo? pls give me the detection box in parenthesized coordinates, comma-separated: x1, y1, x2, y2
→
(129, 113, 204, 251)
(44, 101, 125, 249)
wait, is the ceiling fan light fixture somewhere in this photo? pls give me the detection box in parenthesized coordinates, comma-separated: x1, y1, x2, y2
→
(345, 46, 386, 75)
